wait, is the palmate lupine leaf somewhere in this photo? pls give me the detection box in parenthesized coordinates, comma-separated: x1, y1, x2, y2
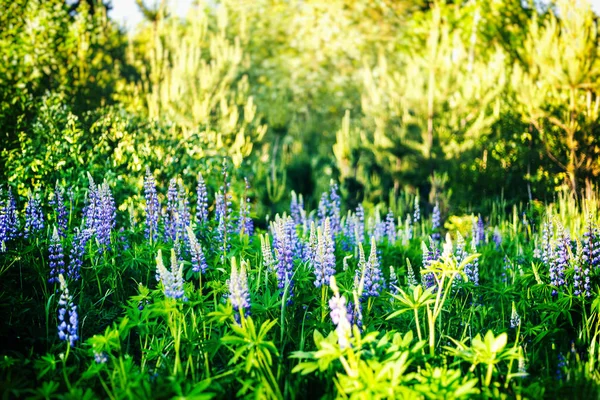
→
(387, 285, 436, 319)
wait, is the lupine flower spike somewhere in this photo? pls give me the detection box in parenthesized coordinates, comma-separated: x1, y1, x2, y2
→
(329, 276, 352, 349)
(155, 249, 186, 301)
(228, 257, 251, 323)
(187, 226, 208, 274)
(196, 172, 209, 225)
(48, 226, 65, 284)
(57, 274, 78, 347)
(144, 167, 160, 242)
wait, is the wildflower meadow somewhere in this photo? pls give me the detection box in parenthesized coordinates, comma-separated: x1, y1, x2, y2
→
(2, 0, 600, 398)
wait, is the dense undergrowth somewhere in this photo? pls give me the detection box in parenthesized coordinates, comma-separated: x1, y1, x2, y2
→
(1, 164, 599, 399)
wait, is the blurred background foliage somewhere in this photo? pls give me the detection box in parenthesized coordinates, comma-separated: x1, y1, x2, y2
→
(1, 0, 599, 218)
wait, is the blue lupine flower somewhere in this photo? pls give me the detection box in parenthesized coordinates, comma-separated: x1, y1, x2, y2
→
(580, 217, 598, 297)
(5, 189, 19, 240)
(492, 227, 502, 248)
(363, 237, 383, 298)
(541, 218, 554, 266)
(328, 276, 352, 349)
(196, 172, 209, 225)
(164, 178, 179, 242)
(228, 257, 251, 320)
(68, 228, 92, 281)
(50, 184, 68, 238)
(290, 191, 304, 226)
(341, 212, 356, 252)
(466, 239, 480, 285)
(177, 182, 191, 241)
(155, 249, 186, 300)
(144, 167, 160, 242)
(57, 274, 78, 347)
(355, 204, 365, 244)
(413, 195, 420, 224)
(472, 214, 485, 246)
(83, 177, 115, 252)
(48, 226, 65, 284)
(94, 352, 108, 364)
(187, 226, 208, 274)
(556, 353, 567, 381)
(385, 210, 396, 243)
(431, 202, 441, 241)
(372, 212, 386, 243)
(389, 266, 399, 295)
(313, 218, 336, 288)
(421, 239, 440, 289)
(97, 182, 116, 251)
(317, 191, 329, 223)
(272, 215, 295, 300)
(24, 192, 44, 238)
(328, 182, 342, 234)
(550, 223, 569, 296)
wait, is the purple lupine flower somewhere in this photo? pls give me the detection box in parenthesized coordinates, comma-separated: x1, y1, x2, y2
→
(155, 249, 186, 300)
(24, 192, 44, 238)
(67, 228, 92, 281)
(580, 217, 598, 297)
(541, 218, 554, 266)
(83, 177, 115, 252)
(57, 275, 78, 347)
(96, 182, 116, 251)
(328, 182, 342, 234)
(228, 257, 251, 320)
(363, 237, 383, 298)
(177, 182, 191, 241)
(313, 218, 336, 288)
(187, 226, 208, 274)
(0, 194, 10, 252)
(341, 212, 356, 252)
(466, 239, 480, 285)
(355, 204, 365, 244)
(431, 202, 441, 241)
(144, 167, 160, 242)
(475, 215, 485, 245)
(196, 172, 209, 225)
(492, 227, 502, 249)
(49, 184, 68, 238)
(5, 189, 19, 240)
(556, 353, 567, 381)
(329, 276, 352, 348)
(346, 295, 363, 329)
(238, 178, 254, 236)
(421, 239, 440, 289)
(48, 226, 65, 284)
(550, 223, 569, 296)
(413, 195, 420, 224)
(385, 210, 396, 243)
(317, 192, 330, 224)
(272, 215, 295, 300)
(373, 212, 386, 243)
(389, 266, 399, 295)
(94, 352, 108, 364)
(306, 221, 318, 265)
(290, 191, 304, 226)
(164, 178, 179, 242)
